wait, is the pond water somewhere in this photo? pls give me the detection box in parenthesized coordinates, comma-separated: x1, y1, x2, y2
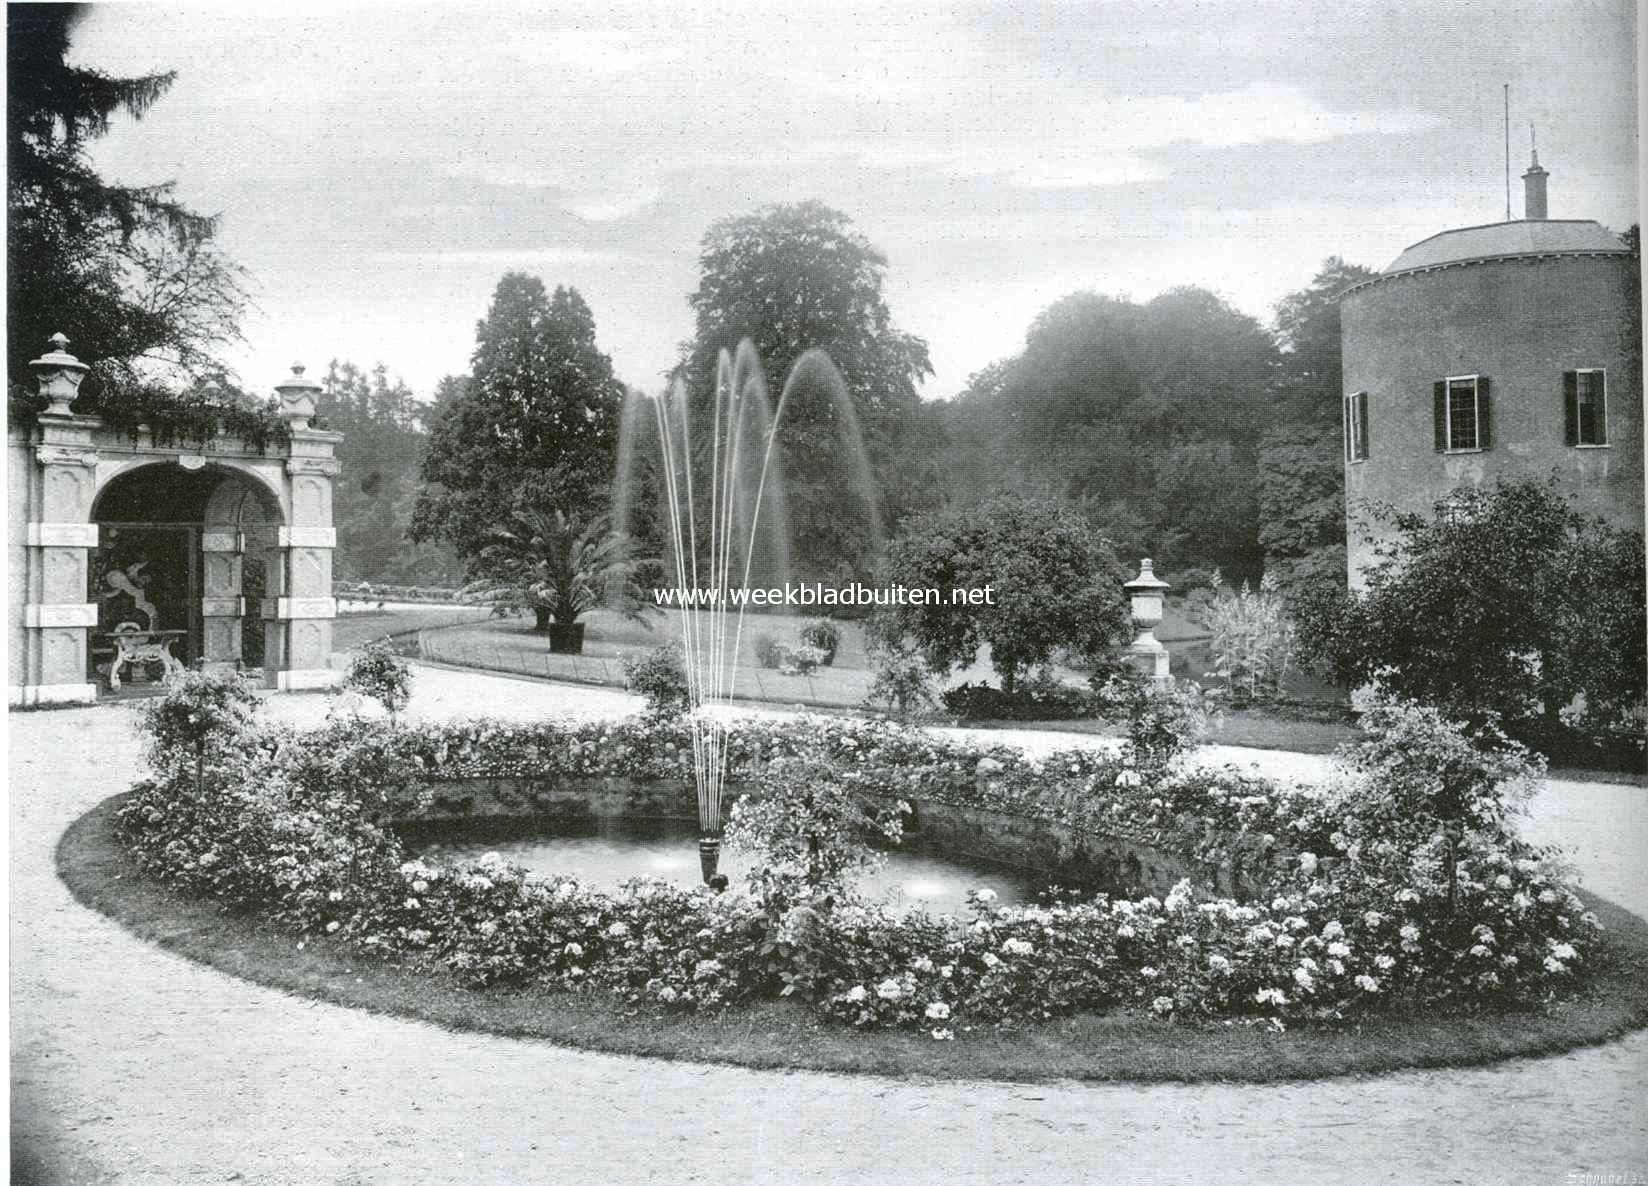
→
(407, 816, 1032, 915)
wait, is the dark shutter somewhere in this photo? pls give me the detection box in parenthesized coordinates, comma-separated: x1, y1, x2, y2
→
(1342, 396, 1352, 461)
(1477, 377, 1491, 449)
(1357, 392, 1370, 459)
(1433, 381, 1447, 451)
(1563, 371, 1579, 445)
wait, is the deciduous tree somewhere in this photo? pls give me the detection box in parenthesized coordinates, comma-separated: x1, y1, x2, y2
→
(318, 361, 460, 585)
(677, 202, 934, 583)
(876, 494, 1131, 692)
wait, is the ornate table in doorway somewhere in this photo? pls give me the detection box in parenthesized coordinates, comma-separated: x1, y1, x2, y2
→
(103, 626, 187, 690)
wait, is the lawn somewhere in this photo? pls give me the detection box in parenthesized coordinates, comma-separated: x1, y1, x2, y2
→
(415, 599, 1219, 704)
(333, 605, 492, 653)
(407, 600, 1360, 753)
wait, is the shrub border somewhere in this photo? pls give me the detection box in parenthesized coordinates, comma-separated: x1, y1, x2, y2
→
(60, 791, 1648, 1085)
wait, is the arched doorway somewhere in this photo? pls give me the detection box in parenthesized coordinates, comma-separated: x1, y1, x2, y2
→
(88, 462, 283, 691)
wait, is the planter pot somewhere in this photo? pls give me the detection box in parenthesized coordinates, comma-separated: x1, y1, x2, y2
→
(698, 836, 721, 884)
(547, 621, 585, 654)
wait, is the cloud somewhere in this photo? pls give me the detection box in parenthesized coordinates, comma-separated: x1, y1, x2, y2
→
(442, 161, 572, 190)
(566, 186, 664, 223)
(357, 247, 623, 267)
(789, 81, 1433, 192)
(506, 30, 683, 75)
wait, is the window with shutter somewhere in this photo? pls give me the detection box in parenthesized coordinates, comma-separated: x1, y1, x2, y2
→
(1563, 371, 1580, 446)
(1344, 392, 1369, 462)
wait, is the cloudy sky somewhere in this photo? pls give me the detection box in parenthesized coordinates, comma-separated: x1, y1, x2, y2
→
(71, 0, 1639, 401)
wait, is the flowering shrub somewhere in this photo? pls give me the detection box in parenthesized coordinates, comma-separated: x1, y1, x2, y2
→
(142, 667, 261, 782)
(778, 645, 827, 676)
(725, 756, 907, 891)
(343, 638, 412, 714)
(1329, 698, 1544, 843)
(862, 642, 937, 719)
(622, 646, 690, 718)
(1091, 673, 1218, 769)
(117, 683, 1603, 1037)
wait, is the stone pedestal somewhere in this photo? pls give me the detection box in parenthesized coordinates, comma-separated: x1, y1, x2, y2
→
(1123, 558, 1172, 686)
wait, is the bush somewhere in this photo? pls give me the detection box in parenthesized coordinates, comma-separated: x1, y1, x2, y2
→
(624, 646, 691, 718)
(940, 671, 1095, 721)
(725, 756, 906, 893)
(778, 645, 827, 676)
(798, 619, 841, 665)
(862, 644, 938, 719)
(1090, 672, 1216, 768)
(141, 667, 261, 787)
(1301, 479, 1646, 754)
(344, 637, 412, 713)
(751, 632, 783, 669)
(1186, 570, 1298, 704)
(1329, 697, 1544, 845)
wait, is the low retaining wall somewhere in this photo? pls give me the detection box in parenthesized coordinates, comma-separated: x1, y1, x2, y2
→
(401, 776, 1284, 900)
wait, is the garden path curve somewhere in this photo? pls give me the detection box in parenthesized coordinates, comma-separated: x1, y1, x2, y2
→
(11, 664, 1648, 1185)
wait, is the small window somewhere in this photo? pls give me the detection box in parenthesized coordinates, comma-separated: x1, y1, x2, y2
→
(1343, 391, 1369, 462)
(1564, 369, 1608, 446)
(1432, 375, 1491, 452)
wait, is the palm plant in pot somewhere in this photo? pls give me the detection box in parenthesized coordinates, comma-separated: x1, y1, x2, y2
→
(464, 508, 651, 653)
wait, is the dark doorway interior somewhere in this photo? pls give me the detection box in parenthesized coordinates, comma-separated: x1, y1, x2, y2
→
(89, 525, 198, 684)
(88, 463, 279, 691)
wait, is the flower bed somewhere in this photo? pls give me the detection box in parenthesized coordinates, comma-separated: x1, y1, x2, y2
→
(116, 677, 1604, 1038)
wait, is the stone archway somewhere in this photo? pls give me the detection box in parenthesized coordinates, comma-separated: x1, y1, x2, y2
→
(8, 337, 341, 704)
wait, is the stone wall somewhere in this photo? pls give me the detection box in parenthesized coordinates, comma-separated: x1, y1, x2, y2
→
(402, 774, 1285, 901)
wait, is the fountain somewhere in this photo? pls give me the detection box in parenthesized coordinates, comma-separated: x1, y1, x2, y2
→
(626, 341, 881, 883)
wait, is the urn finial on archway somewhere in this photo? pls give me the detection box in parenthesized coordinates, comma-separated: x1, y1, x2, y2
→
(30, 333, 89, 416)
(275, 362, 321, 429)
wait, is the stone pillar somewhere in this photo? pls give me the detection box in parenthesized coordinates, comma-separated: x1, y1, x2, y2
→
(1123, 558, 1172, 685)
(260, 365, 341, 690)
(18, 336, 100, 705)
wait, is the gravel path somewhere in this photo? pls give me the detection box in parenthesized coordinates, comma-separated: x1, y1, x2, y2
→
(10, 664, 1648, 1185)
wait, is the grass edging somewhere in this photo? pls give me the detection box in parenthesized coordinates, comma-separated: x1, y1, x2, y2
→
(59, 791, 1648, 1085)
